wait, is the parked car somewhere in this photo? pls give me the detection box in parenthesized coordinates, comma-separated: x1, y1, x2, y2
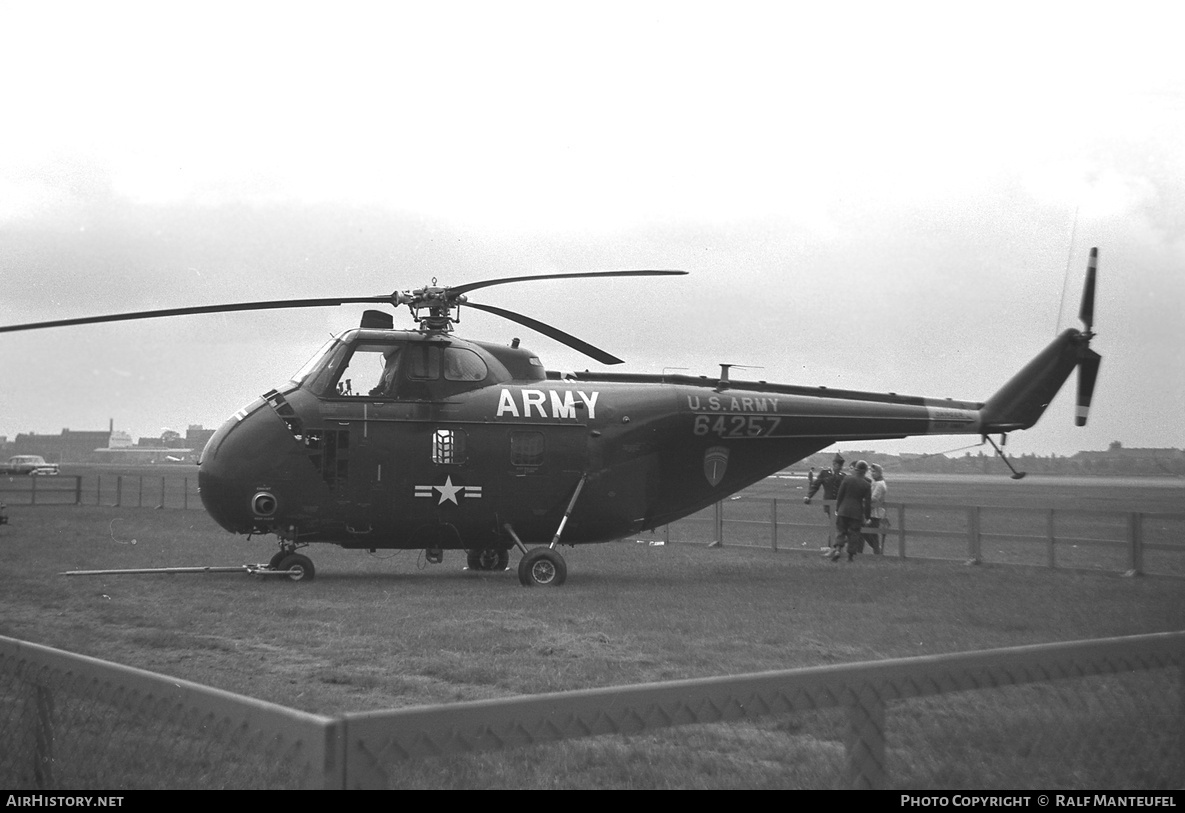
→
(1, 455, 60, 475)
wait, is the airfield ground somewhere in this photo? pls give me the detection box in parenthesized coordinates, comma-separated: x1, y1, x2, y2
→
(1, 473, 1182, 788)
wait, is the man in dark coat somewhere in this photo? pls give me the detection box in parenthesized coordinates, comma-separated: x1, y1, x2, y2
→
(805, 453, 845, 551)
(830, 460, 872, 561)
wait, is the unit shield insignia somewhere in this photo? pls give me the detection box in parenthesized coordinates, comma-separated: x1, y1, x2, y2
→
(703, 446, 729, 487)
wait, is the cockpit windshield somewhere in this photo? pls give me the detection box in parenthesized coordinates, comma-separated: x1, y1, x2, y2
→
(288, 338, 340, 386)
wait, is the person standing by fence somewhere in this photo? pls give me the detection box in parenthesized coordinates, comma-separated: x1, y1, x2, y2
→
(863, 463, 888, 554)
(830, 460, 872, 561)
(805, 453, 845, 552)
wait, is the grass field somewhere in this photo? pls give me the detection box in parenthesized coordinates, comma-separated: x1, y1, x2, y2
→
(1, 473, 1182, 788)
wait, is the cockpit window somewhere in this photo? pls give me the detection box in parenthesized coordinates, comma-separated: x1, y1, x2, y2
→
(301, 340, 406, 398)
(299, 335, 495, 399)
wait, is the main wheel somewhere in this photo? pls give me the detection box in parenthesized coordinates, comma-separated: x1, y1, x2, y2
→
(468, 548, 510, 571)
(276, 553, 315, 582)
(267, 551, 287, 569)
(517, 547, 567, 587)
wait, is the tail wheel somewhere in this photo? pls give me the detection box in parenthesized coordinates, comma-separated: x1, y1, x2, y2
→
(276, 553, 315, 582)
(518, 547, 567, 587)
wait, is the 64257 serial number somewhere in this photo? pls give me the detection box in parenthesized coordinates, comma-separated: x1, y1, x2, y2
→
(692, 414, 783, 438)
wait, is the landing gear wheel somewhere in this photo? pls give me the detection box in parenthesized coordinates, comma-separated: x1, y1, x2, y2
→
(268, 551, 287, 569)
(276, 553, 315, 582)
(518, 547, 567, 587)
(468, 548, 510, 571)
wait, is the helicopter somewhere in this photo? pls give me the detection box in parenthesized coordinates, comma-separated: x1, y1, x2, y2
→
(1, 252, 1102, 587)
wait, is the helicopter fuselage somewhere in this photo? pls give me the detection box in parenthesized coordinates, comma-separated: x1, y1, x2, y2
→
(197, 326, 993, 553)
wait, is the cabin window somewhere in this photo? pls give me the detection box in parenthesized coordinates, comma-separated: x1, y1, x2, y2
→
(443, 347, 488, 382)
(432, 428, 467, 465)
(510, 431, 545, 467)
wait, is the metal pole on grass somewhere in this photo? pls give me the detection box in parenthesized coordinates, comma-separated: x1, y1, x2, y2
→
(1046, 509, 1056, 569)
(967, 506, 981, 564)
(1127, 512, 1144, 577)
(770, 498, 778, 551)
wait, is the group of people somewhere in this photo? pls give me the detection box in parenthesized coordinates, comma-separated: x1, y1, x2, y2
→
(804, 453, 888, 562)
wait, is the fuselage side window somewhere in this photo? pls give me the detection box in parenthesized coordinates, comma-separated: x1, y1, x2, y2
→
(510, 431, 545, 467)
(432, 428, 467, 465)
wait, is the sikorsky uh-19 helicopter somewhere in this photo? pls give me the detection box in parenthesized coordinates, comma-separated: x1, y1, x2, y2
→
(2, 251, 1102, 587)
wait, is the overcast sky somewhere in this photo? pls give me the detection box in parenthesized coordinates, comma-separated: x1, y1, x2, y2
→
(2, 1, 1182, 458)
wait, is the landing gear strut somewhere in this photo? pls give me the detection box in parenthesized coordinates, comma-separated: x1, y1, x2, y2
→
(504, 474, 585, 587)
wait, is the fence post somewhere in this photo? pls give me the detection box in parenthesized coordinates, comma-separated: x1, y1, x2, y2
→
(18, 682, 56, 789)
(1046, 509, 1056, 569)
(96, 474, 101, 506)
(114, 475, 122, 507)
(184, 477, 189, 510)
(896, 504, 906, 558)
(770, 498, 778, 551)
(159, 477, 166, 510)
(30, 475, 37, 506)
(844, 684, 886, 789)
(712, 501, 723, 547)
(74, 476, 82, 505)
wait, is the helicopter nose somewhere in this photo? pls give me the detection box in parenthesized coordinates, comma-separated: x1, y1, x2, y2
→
(199, 399, 293, 534)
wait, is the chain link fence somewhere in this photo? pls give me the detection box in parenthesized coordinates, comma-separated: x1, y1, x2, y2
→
(0, 637, 339, 790)
(3, 632, 1180, 789)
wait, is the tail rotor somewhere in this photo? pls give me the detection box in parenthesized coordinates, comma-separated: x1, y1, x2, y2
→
(1075, 248, 1101, 427)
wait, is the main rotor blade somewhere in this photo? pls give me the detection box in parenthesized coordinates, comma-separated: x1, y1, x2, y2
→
(448, 269, 686, 297)
(0, 296, 395, 334)
(1078, 247, 1098, 332)
(464, 300, 624, 365)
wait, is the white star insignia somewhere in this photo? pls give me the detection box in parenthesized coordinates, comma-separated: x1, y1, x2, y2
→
(434, 475, 463, 505)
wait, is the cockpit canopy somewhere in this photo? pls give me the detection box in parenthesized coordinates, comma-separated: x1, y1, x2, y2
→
(290, 329, 545, 401)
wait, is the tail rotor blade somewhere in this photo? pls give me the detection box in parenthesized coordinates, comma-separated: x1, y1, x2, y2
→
(1079, 247, 1098, 333)
(1076, 349, 1101, 427)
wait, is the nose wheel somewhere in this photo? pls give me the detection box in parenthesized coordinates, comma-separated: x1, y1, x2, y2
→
(518, 547, 567, 587)
(275, 553, 315, 582)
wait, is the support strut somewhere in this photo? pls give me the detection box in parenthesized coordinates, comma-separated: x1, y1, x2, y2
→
(550, 473, 588, 549)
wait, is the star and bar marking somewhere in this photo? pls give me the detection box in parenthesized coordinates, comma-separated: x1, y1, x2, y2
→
(414, 476, 483, 505)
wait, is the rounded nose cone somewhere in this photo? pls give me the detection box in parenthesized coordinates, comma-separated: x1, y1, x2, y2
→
(199, 403, 292, 533)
